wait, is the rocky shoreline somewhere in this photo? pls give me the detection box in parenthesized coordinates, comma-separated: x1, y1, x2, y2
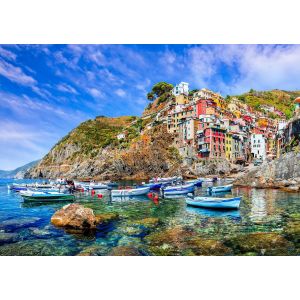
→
(234, 151, 300, 192)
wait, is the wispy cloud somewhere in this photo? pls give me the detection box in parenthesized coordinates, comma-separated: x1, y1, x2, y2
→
(0, 58, 36, 86)
(57, 83, 78, 94)
(88, 87, 104, 98)
(115, 88, 126, 97)
(0, 46, 17, 61)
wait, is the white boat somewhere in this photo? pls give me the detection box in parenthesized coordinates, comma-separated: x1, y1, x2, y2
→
(149, 176, 182, 184)
(163, 183, 195, 195)
(186, 196, 241, 209)
(111, 186, 150, 197)
(199, 178, 215, 183)
(207, 184, 233, 193)
(89, 182, 109, 190)
(20, 190, 75, 202)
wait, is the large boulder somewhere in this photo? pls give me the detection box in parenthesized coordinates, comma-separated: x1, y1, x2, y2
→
(51, 204, 97, 230)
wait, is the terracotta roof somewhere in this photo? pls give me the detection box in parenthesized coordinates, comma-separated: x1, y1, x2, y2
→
(294, 97, 300, 103)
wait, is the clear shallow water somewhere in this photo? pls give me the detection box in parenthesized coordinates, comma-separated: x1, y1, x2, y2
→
(0, 179, 299, 256)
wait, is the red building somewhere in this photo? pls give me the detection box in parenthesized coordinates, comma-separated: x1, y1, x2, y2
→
(242, 115, 253, 124)
(195, 99, 217, 117)
(197, 123, 226, 159)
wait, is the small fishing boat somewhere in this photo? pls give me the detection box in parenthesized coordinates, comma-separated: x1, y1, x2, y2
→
(207, 184, 233, 193)
(20, 190, 75, 202)
(186, 196, 241, 209)
(184, 179, 203, 187)
(162, 183, 195, 195)
(111, 186, 150, 197)
(89, 183, 109, 190)
(142, 182, 163, 189)
(149, 176, 182, 184)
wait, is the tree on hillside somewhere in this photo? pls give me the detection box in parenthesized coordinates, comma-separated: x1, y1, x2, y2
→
(151, 82, 173, 97)
(147, 92, 155, 101)
(225, 95, 230, 101)
(188, 89, 198, 96)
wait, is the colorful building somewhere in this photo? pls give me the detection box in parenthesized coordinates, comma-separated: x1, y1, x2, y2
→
(197, 121, 226, 159)
(251, 133, 266, 160)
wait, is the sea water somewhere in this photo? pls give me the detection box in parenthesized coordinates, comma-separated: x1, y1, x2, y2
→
(0, 178, 299, 255)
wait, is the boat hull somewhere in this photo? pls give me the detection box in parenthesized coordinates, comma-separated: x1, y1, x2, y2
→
(163, 183, 195, 195)
(207, 184, 233, 193)
(21, 194, 75, 202)
(186, 197, 241, 209)
(111, 186, 150, 197)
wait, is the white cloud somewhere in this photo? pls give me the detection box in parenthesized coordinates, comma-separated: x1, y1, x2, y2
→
(186, 45, 300, 95)
(88, 87, 104, 98)
(0, 59, 36, 86)
(57, 83, 78, 94)
(0, 46, 17, 61)
(115, 88, 126, 97)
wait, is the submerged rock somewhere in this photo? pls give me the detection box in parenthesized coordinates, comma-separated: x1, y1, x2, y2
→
(283, 221, 300, 244)
(109, 246, 142, 256)
(0, 217, 41, 230)
(0, 239, 74, 256)
(77, 244, 110, 256)
(0, 232, 18, 245)
(145, 226, 232, 256)
(51, 204, 97, 230)
(225, 232, 294, 255)
(95, 213, 119, 224)
(133, 217, 160, 229)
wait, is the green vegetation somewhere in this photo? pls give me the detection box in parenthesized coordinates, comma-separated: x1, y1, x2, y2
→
(151, 82, 173, 98)
(234, 89, 300, 118)
(50, 116, 143, 160)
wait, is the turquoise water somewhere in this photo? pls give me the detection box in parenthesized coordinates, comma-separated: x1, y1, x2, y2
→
(0, 178, 299, 255)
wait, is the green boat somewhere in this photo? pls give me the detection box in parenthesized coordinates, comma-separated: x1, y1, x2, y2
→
(20, 190, 75, 202)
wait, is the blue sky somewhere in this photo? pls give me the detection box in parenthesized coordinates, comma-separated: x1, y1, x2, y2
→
(1, 44, 300, 170)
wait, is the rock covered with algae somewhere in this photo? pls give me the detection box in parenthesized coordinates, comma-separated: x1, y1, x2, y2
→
(225, 232, 295, 255)
(145, 226, 232, 256)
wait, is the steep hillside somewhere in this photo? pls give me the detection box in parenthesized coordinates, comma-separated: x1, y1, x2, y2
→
(234, 89, 300, 118)
(29, 117, 181, 180)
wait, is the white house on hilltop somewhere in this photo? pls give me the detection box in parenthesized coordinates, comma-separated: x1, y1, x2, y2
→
(172, 82, 189, 96)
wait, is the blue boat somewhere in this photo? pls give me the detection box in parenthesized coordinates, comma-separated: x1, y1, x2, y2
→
(142, 182, 163, 189)
(162, 183, 195, 195)
(186, 196, 241, 209)
(185, 179, 203, 187)
(207, 184, 233, 193)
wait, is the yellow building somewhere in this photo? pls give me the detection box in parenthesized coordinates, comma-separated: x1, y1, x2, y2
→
(233, 110, 242, 118)
(175, 94, 189, 105)
(225, 133, 233, 161)
(213, 96, 226, 110)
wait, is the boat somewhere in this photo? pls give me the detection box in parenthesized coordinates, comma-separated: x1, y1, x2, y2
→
(20, 190, 75, 202)
(162, 183, 195, 195)
(89, 183, 109, 190)
(149, 176, 182, 184)
(184, 179, 203, 187)
(207, 184, 233, 193)
(111, 186, 150, 197)
(186, 196, 241, 209)
(141, 182, 163, 189)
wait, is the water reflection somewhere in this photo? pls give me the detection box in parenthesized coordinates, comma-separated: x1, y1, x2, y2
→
(186, 205, 241, 218)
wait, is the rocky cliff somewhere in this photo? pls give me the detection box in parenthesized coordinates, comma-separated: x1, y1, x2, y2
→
(28, 116, 183, 180)
(234, 151, 300, 190)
